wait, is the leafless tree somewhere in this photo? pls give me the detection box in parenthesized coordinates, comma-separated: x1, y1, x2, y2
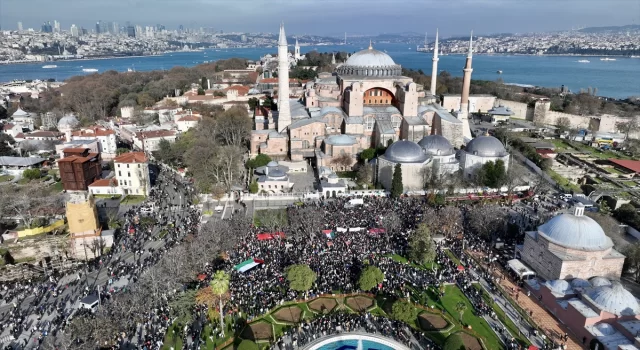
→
(288, 205, 324, 240)
(331, 153, 354, 170)
(355, 163, 374, 186)
(464, 204, 508, 240)
(422, 206, 462, 238)
(215, 106, 252, 147)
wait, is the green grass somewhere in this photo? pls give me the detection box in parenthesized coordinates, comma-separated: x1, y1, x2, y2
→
(623, 181, 637, 187)
(388, 253, 440, 271)
(550, 139, 570, 151)
(473, 283, 530, 347)
(94, 194, 122, 199)
(0, 175, 14, 182)
(51, 181, 64, 192)
(604, 167, 624, 175)
(440, 285, 502, 350)
(253, 209, 288, 227)
(121, 195, 146, 205)
(545, 168, 581, 193)
(445, 249, 462, 266)
(203, 210, 213, 216)
(162, 322, 184, 350)
(336, 171, 357, 178)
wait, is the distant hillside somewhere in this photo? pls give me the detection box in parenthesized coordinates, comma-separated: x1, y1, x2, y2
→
(579, 24, 640, 33)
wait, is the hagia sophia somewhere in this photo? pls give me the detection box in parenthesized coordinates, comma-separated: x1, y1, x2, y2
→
(250, 24, 510, 193)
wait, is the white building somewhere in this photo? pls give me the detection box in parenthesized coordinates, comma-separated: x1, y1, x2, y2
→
(10, 108, 34, 130)
(256, 161, 294, 193)
(114, 152, 150, 196)
(460, 135, 510, 179)
(55, 139, 100, 159)
(133, 129, 177, 153)
(72, 126, 118, 159)
(2, 123, 22, 138)
(88, 178, 122, 196)
(176, 114, 201, 132)
(377, 140, 432, 192)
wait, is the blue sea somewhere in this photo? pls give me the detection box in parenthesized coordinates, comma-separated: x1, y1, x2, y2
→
(1, 43, 638, 99)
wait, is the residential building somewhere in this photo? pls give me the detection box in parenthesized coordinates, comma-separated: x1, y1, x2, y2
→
(133, 129, 176, 152)
(55, 139, 100, 159)
(10, 108, 34, 130)
(176, 114, 201, 132)
(88, 178, 122, 196)
(114, 152, 150, 196)
(0, 156, 45, 176)
(71, 126, 117, 159)
(21, 131, 64, 141)
(2, 123, 22, 138)
(57, 148, 102, 191)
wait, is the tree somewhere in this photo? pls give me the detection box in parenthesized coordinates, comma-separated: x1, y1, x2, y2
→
(248, 97, 260, 112)
(246, 154, 271, 169)
(168, 289, 197, 324)
(408, 223, 436, 265)
(0, 105, 7, 120)
(455, 301, 467, 323)
(623, 243, 640, 282)
(616, 116, 640, 140)
(390, 300, 418, 324)
(249, 181, 259, 194)
(210, 270, 230, 335)
(154, 139, 175, 164)
(614, 203, 637, 224)
(360, 148, 376, 162)
(215, 106, 251, 147)
(465, 204, 507, 240)
(201, 77, 208, 90)
(331, 153, 353, 169)
(556, 116, 572, 134)
(356, 163, 373, 186)
(476, 160, 507, 188)
(391, 163, 403, 198)
(22, 168, 42, 180)
(116, 147, 130, 156)
(358, 265, 384, 291)
(197, 88, 205, 95)
(285, 264, 317, 296)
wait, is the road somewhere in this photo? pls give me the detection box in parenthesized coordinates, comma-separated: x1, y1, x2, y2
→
(0, 167, 195, 349)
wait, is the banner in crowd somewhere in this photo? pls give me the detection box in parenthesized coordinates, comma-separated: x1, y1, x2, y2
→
(234, 258, 264, 273)
(257, 232, 286, 241)
(322, 230, 335, 239)
(368, 228, 386, 236)
(349, 227, 364, 232)
(336, 227, 348, 233)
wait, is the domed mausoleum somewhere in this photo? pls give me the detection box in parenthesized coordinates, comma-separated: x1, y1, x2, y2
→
(460, 135, 510, 179)
(376, 140, 431, 192)
(417, 135, 459, 175)
(58, 114, 79, 141)
(517, 204, 625, 281)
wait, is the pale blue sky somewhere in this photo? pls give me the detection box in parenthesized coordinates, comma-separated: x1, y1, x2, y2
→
(2, 0, 638, 36)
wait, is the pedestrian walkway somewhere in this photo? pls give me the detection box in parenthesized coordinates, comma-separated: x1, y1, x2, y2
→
(468, 251, 583, 350)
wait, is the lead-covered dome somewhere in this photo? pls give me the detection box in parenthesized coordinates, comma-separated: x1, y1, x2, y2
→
(538, 213, 613, 251)
(418, 135, 455, 156)
(544, 279, 573, 295)
(325, 134, 357, 146)
(58, 114, 79, 131)
(337, 46, 402, 77)
(464, 135, 508, 157)
(590, 277, 612, 287)
(587, 282, 640, 316)
(383, 140, 429, 163)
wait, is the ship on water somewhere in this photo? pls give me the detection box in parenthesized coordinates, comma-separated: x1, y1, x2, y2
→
(42, 65, 57, 69)
(600, 57, 617, 61)
(82, 68, 98, 72)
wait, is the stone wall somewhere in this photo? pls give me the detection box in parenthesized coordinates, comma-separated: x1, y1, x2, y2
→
(495, 99, 530, 120)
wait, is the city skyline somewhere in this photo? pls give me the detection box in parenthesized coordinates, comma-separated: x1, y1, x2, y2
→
(1, 0, 639, 36)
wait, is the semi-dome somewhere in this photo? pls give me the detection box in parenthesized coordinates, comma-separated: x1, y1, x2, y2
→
(544, 279, 573, 295)
(594, 323, 617, 336)
(587, 282, 640, 316)
(538, 213, 613, 251)
(344, 48, 396, 67)
(325, 134, 357, 146)
(570, 278, 592, 289)
(464, 135, 508, 157)
(268, 168, 286, 179)
(12, 108, 30, 117)
(58, 114, 79, 130)
(418, 135, 455, 156)
(383, 141, 429, 163)
(590, 276, 612, 287)
(266, 161, 279, 167)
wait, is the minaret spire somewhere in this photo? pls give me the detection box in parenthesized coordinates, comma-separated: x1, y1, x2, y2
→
(467, 30, 473, 58)
(457, 30, 474, 142)
(369, 39, 372, 50)
(277, 22, 291, 132)
(278, 22, 287, 46)
(430, 28, 439, 96)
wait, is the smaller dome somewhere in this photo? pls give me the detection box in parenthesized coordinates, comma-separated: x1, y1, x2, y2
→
(594, 323, 617, 336)
(58, 114, 79, 130)
(465, 135, 508, 157)
(588, 282, 640, 316)
(418, 135, 454, 156)
(328, 173, 338, 179)
(590, 276, 612, 287)
(266, 161, 279, 167)
(544, 279, 573, 295)
(268, 168, 286, 179)
(383, 140, 429, 163)
(570, 278, 592, 289)
(325, 134, 357, 146)
(12, 108, 30, 117)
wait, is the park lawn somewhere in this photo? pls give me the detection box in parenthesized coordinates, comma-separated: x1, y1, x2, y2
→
(445, 250, 462, 266)
(0, 175, 13, 182)
(121, 195, 146, 205)
(550, 139, 570, 151)
(472, 283, 530, 347)
(162, 322, 184, 350)
(440, 285, 502, 350)
(253, 208, 288, 227)
(388, 254, 440, 272)
(544, 168, 581, 193)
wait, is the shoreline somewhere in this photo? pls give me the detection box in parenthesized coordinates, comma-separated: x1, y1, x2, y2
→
(0, 54, 163, 66)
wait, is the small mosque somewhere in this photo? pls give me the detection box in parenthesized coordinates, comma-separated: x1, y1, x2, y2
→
(255, 161, 294, 193)
(250, 24, 510, 195)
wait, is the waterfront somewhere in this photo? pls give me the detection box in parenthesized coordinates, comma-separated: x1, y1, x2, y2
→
(1, 43, 638, 99)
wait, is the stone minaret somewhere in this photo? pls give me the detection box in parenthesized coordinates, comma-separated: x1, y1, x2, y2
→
(458, 31, 473, 140)
(294, 37, 300, 60)
(277, 23, 291, 132)
(331, 52, 336, 65)
(430, 29, 439, 96)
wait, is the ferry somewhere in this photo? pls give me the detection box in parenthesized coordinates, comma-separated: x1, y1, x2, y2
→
(42, 65, 57, 69)
(600, 57, 616, 61)
(82, 68, 98, 72)
(496, 70, 503, 74)
(578, 59, 590, 63)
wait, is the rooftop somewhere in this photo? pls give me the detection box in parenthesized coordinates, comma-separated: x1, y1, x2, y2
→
(0, 156, 45, 167)
(114, 152, 148, 164)
(89, 178, 118, 187)
(72, 126, 115, 137)
(136, 130, 176, 139)
(609, 159, 640, 173)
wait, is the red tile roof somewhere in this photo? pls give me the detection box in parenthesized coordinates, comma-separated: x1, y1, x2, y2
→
(58, 152, 100, 163)
(609, 159, 640, 173)
(2, 123, 15, 130)
(177, 115, 201, 122)
(89, 178, 118, 187)
(114, 152, 148, 164)
(225, 85, 250, 96)
(72, 126, 115, 137)
(25, 131, 63, 138)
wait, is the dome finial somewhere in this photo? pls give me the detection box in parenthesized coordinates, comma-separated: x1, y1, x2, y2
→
(369, 39, 372, 50)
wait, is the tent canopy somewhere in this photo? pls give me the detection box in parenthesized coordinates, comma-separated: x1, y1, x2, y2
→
(508, 259, 536, 277)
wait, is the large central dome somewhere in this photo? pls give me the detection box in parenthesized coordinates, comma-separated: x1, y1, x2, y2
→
(345, 48, 396, 67)
(337, 45, 402, 77)
(538, 213, 613, 251)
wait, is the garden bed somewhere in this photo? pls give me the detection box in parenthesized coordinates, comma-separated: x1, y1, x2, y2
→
(308, 297, 338, 313)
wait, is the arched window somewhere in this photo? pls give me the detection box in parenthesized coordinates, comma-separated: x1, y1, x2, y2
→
(365, 116, 375, 131)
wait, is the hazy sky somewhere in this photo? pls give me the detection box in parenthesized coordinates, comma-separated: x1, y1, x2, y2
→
(2, 0, 639, 37)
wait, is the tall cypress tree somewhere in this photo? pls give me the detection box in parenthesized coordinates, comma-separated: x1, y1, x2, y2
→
(391, 163, 403, 198)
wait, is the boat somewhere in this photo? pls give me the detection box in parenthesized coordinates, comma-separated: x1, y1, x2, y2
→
(600, 57, 616, 61)
(578, 59, 590, 63)
(496, 70, 503, 74)
(42, 65, 57, 69)
(127, 68, 134, 72)
(82, 68, 98, 72)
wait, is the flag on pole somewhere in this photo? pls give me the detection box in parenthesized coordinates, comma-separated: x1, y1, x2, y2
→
(322, 229, 335, 239)
(234, 258, 264, 273)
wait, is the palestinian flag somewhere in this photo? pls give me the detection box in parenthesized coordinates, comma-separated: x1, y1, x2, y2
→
(234, 258, 264, 273)
(322, 229, 335, 239)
